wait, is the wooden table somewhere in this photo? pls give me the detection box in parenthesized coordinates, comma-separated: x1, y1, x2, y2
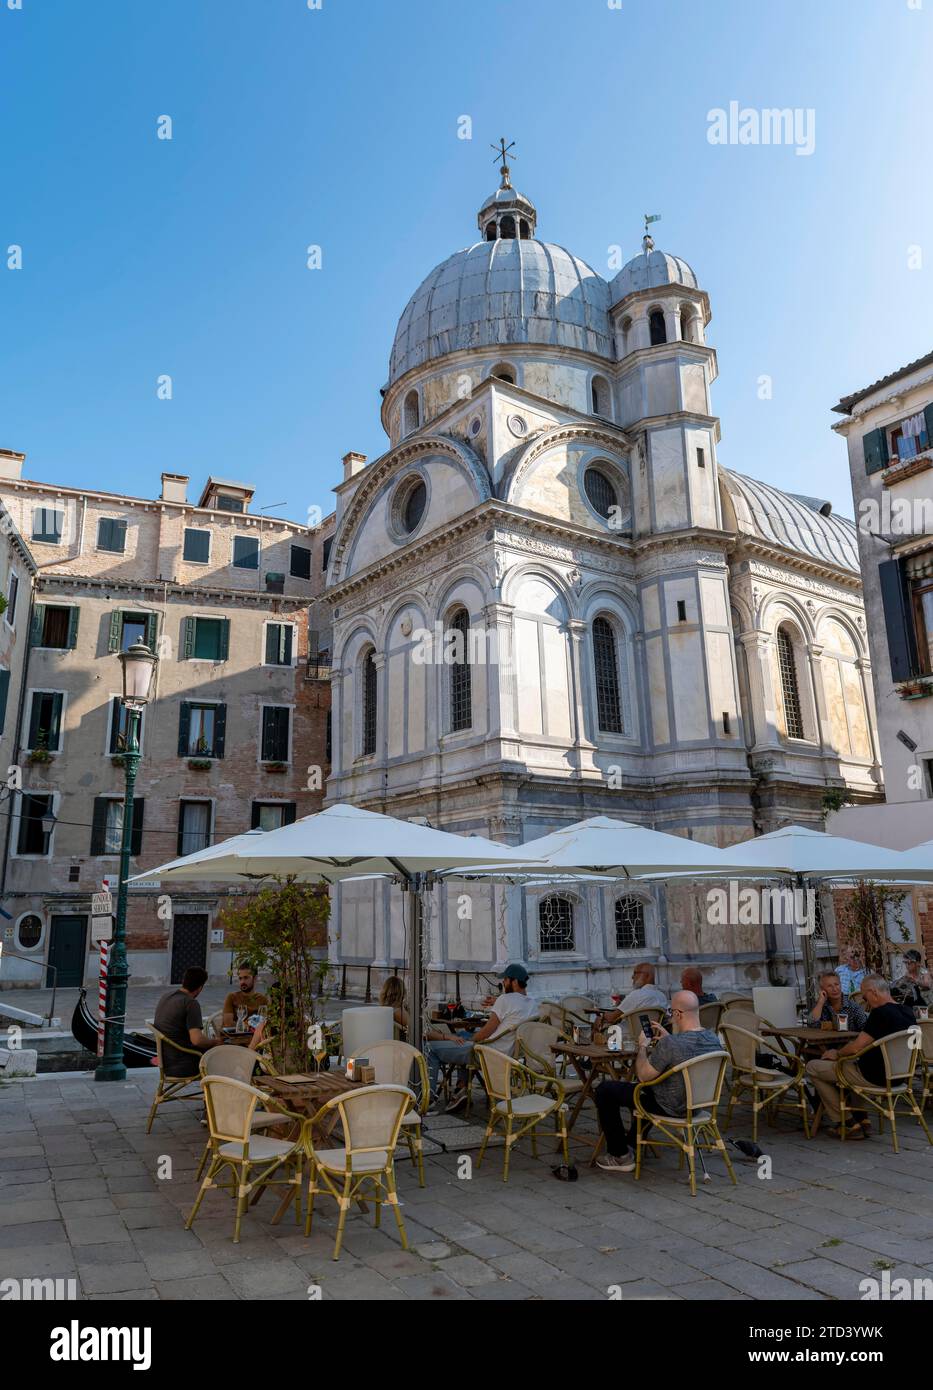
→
(256, 1071, 363, 1224)
(430, 1013, 488, 1032)
(549, 1041, 637, 1132)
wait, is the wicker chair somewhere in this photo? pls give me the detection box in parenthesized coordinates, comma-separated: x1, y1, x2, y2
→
(305, 1083, 414, 1260)
(721, 1023, 810, 1141)
(536, 1001, 566, 1029)
(560, 995, 600, 1030)
(350, 1040, 430, 1187)
(698, 1001, 725, 1032)
(919, 1019, 933, 1112)
(145, 1028, 203, 1134)
(621, 1007, 666, 1043)
(515, 1020, 585, 1103)
(834, 1029, 933, 1152)
(632, 1050, 736, 1197)
(195, 1045, 280, 1179)
(185, 1075, 304, 1243)
(474, 1043, 569, 1181)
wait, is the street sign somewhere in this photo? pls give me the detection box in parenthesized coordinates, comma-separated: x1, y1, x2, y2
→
(91, 916, 113, 943)
(92, 891, 113, 917)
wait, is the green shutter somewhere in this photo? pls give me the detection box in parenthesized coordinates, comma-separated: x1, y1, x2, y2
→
(282, 626, 293, 664)
(90, 797, 108, 855)
(0, 669, 9, 735)
(265, 625, 277, 665)
(27, 694, 40, 749)
(283, 803, 297, 825)
(145, 612, 159, 651)
(924, 402, 933, 447)
(110, 698, 122, 753)
(30, 606, 43, 648)
(108, 610, 122, 654)
(218, 619, 230, 661)
(214, 704, 227, 758)
(130, 799, 144, 856)
(183, 617, 194, 659)
(66, 607, 80, 650)
(178, 702, 191, 756)
(863, 427, 889, 475)
(49, 694, 63, 751)
(879, 558, 918, 682)
(250, 801, 261, 829)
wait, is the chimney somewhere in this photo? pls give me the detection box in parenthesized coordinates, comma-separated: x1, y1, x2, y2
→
(160, 472, 189, 504)
(342, 452, 367, 482)
(0, 449, 25, 482)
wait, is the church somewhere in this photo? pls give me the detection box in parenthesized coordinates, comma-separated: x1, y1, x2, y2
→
(323, 153, 880, 1000)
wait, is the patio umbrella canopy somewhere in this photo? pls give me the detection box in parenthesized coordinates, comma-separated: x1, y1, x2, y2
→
(130, 803, 540, 884)
(445, 815, 771, 880)
(721, 825, 933, 882)
(895, 838, 933, 874)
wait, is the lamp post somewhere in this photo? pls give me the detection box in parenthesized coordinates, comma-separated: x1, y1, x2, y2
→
(95, 641, 157, 1084)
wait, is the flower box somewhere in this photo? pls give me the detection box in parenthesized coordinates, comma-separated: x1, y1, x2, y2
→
(187, 758, 213, 770)
(111, 754, 126, 768)
(896, 681, 933, 700)
(264, 762, 288, 774)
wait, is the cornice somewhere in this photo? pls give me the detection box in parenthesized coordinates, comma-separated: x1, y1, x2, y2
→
(36, 573, 311, 608)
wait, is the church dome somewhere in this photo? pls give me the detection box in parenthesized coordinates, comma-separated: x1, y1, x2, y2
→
(610, 243, 698, 303)
(389, 238, 612, 384)
(719, 468, 860, 573)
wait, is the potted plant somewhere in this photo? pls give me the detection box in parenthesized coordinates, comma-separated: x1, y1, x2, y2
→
(111, 753, 126, 768)
(264, 761, 288, 774)
(187, 757, 213, 770)
(28, 733, 51, 765)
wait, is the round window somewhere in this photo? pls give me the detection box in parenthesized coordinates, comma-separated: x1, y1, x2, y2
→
(584, 466, 618, 519)
(17, 914, 42, 950)
(395, 478, 426, 536)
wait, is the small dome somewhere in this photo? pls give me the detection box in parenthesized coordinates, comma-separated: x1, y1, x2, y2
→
(720, 469, 859, 573)
(610, 245, 698, 302)
(389, 238, 612, 384)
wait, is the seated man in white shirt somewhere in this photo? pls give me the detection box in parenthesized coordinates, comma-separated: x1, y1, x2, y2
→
(597, 963, 667, 1031)
(426, 963, 538, 1111)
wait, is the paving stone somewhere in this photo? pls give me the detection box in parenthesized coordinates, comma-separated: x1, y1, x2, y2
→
(439, 1253, 501, 1287)
(362, 1248, 431, 1277)
(142, 1249, 219, 1280)
(86, 1289, 160, 1301)
(223, 1258, 310, 1299)
(711, 1258, 828, 1300)
(669, 1278, 752, 1299)
(77, 1262, 152, 1295)
(393, 1272, 473, 1299)
(0, 1241, 77, 1277)
(57, 1199, 119, 1220)
(412, 1241, 452, 1260)
(0, 1199, 59, 1226)
(778, 1257, 872, 1299)
(0, 1220, 67, 1248)
(65, 1216, 133, 1247)
(53, 1178, 110, 1201)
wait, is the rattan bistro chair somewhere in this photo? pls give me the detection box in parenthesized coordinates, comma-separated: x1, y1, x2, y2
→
(919, 1019, 933, 1112)
(721, 1023, 810, 1141)
(185, 1076, 305, 1243)
(305, 1083, 414, 1260)
(145, 1028, 204, 1134)
(515, 1020, 585, 1104)
(560, 995, 601, 1030)
(350, 1040, 430, 1187)
(632, 1050, 736, 1198)
(698, 1001, 725, 1032)
(195, 1045, 281, 1179)
(834, 1029, 933, 1152)
(622, 1008, 666, 1043)
(474, 1043, 570, 1182)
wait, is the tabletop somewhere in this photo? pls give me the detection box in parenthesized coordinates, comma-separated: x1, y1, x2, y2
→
(256, 1070, 361, 1143)
(550, 1041, 638, 1061)
(762, 1026, 857, 1044)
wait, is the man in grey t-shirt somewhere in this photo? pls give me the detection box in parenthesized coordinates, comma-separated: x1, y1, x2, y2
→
(595, 990, 721, 1172)
(153, 966, 220, 1076)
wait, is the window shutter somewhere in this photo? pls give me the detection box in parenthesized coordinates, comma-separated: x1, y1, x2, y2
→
(878, 558, 918, 682)
(265, 625, 277, 664)
(66, 607, 80, 650)
(0, 669, 9, 735)
(109, 699, 121, 754)
(863, 427, 889, 475)
(925, 402, 933, 445)
(282, 626, 293, 665)
(214, 703, 227, 758)
(250, 802, 261, 829)
(27, 694, 40, 749)
(107, 611, 122, 653)
(261, 707, 273, 761)
(183, 617, 194, 659)
(218, 619, 230, 661)
(30, 606, 43, 648)
(176, 804, 186, 857)
(130, 799, 144, 856)
(178, 702, 191, 757)
(275, 708, 290, 760)
(283, 803, 297, 825)
(145, 612, 159, 650)
(90, 798, 108, 855)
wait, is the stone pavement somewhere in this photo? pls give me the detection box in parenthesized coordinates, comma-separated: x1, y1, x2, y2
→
(1, 1068, 932, 1302)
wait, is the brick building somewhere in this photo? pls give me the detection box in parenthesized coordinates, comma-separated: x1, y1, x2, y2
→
(0, 457, 333, 987)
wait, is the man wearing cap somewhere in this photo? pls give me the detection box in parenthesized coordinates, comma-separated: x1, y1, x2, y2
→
(426, 963, 537, 1111)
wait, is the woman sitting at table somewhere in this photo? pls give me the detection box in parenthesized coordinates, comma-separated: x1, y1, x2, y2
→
(379, 978, 455, 1045)
(809, 970, 867, 1033)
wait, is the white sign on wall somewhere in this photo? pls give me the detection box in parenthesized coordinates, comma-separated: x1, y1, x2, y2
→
(91, 916, 113, 944)
(91, 892, 113, 918)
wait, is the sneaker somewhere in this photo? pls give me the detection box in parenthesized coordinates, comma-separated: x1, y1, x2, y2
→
(445, 1087, 468, 1112)
(596, 1151, 635, 1173)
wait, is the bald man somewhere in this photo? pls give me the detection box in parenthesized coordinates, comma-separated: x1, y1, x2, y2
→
(596, 990, 722, 1173)
(597, 962, 667, 1031)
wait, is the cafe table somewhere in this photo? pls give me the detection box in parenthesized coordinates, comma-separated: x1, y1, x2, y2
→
(549, 1039, 637, 1134)
(255, 1070, 364, 1223)
(761, 1026, 858, 1138)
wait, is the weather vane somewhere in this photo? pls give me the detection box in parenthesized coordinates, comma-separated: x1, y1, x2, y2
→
(643, 212, 661, 251)
(491, 136, 516, 189)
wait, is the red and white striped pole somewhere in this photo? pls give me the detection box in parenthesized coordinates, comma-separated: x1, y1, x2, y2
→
(97, 940, 109, 1058)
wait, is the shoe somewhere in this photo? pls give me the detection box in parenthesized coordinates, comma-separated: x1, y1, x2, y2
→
(596, 1151, 635, 1172)
(445, 1087, 468, 1112)
(827, 1123, 864, 1140)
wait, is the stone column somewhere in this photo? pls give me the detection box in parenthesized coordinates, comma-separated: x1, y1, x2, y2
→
(740, 631, 783, 751)
(484, 601, 518, 743)
(566, 618, 597, 773)
(807, 642, 830, 752)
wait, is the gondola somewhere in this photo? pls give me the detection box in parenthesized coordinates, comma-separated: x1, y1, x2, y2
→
(71, 988, 157, 1068)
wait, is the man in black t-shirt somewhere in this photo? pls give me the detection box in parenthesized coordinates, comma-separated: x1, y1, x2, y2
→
(805, 974, 916, 1136)
(153, 967, 220, 1077)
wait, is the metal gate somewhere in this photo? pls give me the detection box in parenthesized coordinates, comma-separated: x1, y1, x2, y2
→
(169, 913, 209, 984)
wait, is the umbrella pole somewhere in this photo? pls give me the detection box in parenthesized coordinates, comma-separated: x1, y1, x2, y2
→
(799, 872, 817, 1008)
(409, 873, 424, 1054)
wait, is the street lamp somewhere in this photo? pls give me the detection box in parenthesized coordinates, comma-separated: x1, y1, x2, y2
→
(95, 641, 157, 1083)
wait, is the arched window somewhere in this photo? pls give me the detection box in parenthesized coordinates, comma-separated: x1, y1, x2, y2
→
(403, 390, 420, 437)
(447, 608, 472, 732)
(584, 465, 617, 520)
(485, 222, 497, 242)
(519, 219, 530, 239)
(619, 316, 632, 355)
(649, 309, 667, 346)
(777, 626, 804, 739)
(591, 375, 611, 418)
(500, 215, 516, 239)
(680, 306, 696, 342)
(614, 897, 645, 950)
(361, 647, 378, 756)
(491, 362, 515, 385)
(538, 895, 575, 953)
(593, 616, 623, 733)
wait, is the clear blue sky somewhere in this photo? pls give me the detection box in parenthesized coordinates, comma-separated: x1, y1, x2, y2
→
(1, 0, 930, 523)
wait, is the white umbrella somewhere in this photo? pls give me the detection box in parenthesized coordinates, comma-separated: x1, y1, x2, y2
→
(894, 838, 933, 874)
(722, 824, 933, 882)
(131, 803, 545, 1048)
(443, 815, 760, 880)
